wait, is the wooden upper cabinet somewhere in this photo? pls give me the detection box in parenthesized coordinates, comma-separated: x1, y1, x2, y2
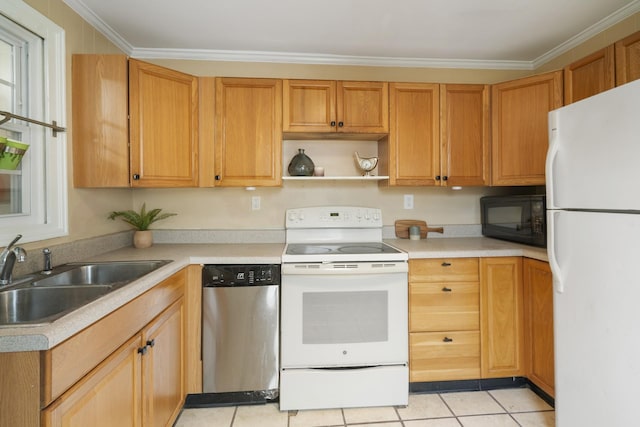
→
(214, 78, 282, 187)
(523, 259, 555, 398)
(440, 84, 490, 187)
(615, 30, 640, 86)
(387, 83, 440, 186)
(564, 45, 615, 104)
(283, 80, 336, 132)
(337, 81, 388, 133)
(72, 55, 129, 187)
(129, 59, 199, 187)
(491, 71, 563, 186)
(283, 80, 388, 135)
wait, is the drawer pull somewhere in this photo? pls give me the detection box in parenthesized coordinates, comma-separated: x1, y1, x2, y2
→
(442, 287, 452, 292)
(443, 337, 453, 343)
(441, 262, 451, 267)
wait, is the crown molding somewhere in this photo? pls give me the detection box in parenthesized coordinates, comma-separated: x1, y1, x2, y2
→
(130, 47, 535, 70)
(62, 0, 133, 54)
(533, 0, 640, 69)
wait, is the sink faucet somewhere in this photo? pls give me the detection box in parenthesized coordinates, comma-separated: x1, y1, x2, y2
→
(42, 248, 52, 274)
(0, 234, 27, 286)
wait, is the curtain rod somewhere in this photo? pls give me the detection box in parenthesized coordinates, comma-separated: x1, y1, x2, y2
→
(0, 111, 66, 137)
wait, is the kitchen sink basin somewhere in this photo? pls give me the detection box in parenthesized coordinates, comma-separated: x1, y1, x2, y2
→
(0, 260, 171, 326)
(32, 260, 170, 287)
(0, 285, 113, 325)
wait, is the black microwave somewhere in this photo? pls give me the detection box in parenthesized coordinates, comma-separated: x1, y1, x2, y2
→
(480, 195, 546, 247)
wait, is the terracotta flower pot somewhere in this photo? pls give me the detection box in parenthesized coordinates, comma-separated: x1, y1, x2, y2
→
(133, 230, 153, 249)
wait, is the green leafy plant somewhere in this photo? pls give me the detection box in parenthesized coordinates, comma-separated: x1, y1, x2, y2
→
(108, 203, 176, 231)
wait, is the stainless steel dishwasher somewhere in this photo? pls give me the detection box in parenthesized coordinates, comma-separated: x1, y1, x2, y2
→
(202, 264, 280, 404)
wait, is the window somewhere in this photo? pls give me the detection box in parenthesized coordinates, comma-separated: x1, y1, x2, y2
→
(0, 1, 67, 244)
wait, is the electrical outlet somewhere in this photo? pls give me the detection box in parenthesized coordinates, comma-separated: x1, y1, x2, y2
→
(251, 196, 261, 210)
(403, 194, 414, 209)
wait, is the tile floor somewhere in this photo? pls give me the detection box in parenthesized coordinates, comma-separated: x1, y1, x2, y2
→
(174, 387, 555, 427)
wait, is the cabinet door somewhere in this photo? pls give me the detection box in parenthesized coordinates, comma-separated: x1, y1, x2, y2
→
(480, 257, 524, 378)
(491, 71, 563, 186)
(615, 30, 640, 85)
(564, 45, 615, 104)
(337, 81, 389, 133)
(523, 259, 555, 397)
(72, 55, 129, 188)
(43, 336, 143, 427)
(283, 80, 336, 132)
(440, 84, 490, 187)
(388, 83, 440, 186)
(142, 298, 185, 427)
(129, 59, 199, 187)
(214, 78, 283, 187)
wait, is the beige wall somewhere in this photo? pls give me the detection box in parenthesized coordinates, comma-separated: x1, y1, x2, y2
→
(16, 1, 640, 247)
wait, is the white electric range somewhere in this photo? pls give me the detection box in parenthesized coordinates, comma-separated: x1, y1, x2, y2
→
(279, 206, 409, 411)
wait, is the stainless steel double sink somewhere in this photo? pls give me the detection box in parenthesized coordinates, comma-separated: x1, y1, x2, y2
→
(0, 260, 170, 326)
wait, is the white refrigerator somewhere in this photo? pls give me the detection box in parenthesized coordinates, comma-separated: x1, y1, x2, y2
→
(546, 78, 640, 427)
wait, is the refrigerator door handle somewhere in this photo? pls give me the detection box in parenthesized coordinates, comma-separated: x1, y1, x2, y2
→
(546, 111, 559, 210)
(547, 209, 564, 293)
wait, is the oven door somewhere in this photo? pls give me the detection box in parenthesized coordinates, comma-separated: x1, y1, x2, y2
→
(280, 262, 408, 368)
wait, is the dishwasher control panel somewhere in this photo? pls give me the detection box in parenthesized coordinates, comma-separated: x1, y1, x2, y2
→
(203, 264, 281, 287)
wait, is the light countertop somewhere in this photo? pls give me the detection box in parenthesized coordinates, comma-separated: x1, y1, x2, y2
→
(0, 238, 546, 352)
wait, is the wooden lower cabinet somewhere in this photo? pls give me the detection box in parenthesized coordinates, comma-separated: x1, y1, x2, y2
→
(142, 299, 185, 426)
(480, 257, 525, 379)
(43, 335, 143, 427)
(409, 258, 480, 382)
(43, 297, 185, 427)
(523, 259, 555, 397)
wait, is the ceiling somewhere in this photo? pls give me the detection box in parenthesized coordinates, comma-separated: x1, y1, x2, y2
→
(63, 0, 640, 69)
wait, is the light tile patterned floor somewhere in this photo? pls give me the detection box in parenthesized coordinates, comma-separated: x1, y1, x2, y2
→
(174, 387, 554, 427)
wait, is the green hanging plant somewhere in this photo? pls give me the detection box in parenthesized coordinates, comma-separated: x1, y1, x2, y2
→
(108, 203, 176, 231)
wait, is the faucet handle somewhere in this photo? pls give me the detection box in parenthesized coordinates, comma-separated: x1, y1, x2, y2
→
(6, 234, 21, 250)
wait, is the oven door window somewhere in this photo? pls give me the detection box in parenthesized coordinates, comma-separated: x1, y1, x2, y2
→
(281, 272, 407, 368)
(303, 290, 388, 344)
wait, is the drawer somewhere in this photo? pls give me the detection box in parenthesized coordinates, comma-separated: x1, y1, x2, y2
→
(410, 282, 479, 332)
(410, 331, 480, 382)
(409, 258, 479, 282)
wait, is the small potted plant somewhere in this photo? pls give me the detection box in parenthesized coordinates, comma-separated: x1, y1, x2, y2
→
(108, 203, 176, 248)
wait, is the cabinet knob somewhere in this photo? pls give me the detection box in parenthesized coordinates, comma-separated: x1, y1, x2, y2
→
(138, 346, 148, 355)
(435, 175, 441, 181)
(442, 287, 452, 292)
(330, 121, 336, 127)
(443, 337, 453, 343)
(441, 262, 451, 267)
(215, 175, 221, 180)
(132, 174, 140, 180)
(443, 176, 448, 181)
(338, 121, 344, 127)
(146, 339, 155, 348)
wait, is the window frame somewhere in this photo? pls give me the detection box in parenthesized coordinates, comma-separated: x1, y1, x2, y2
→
(0, 0, 68, 244)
